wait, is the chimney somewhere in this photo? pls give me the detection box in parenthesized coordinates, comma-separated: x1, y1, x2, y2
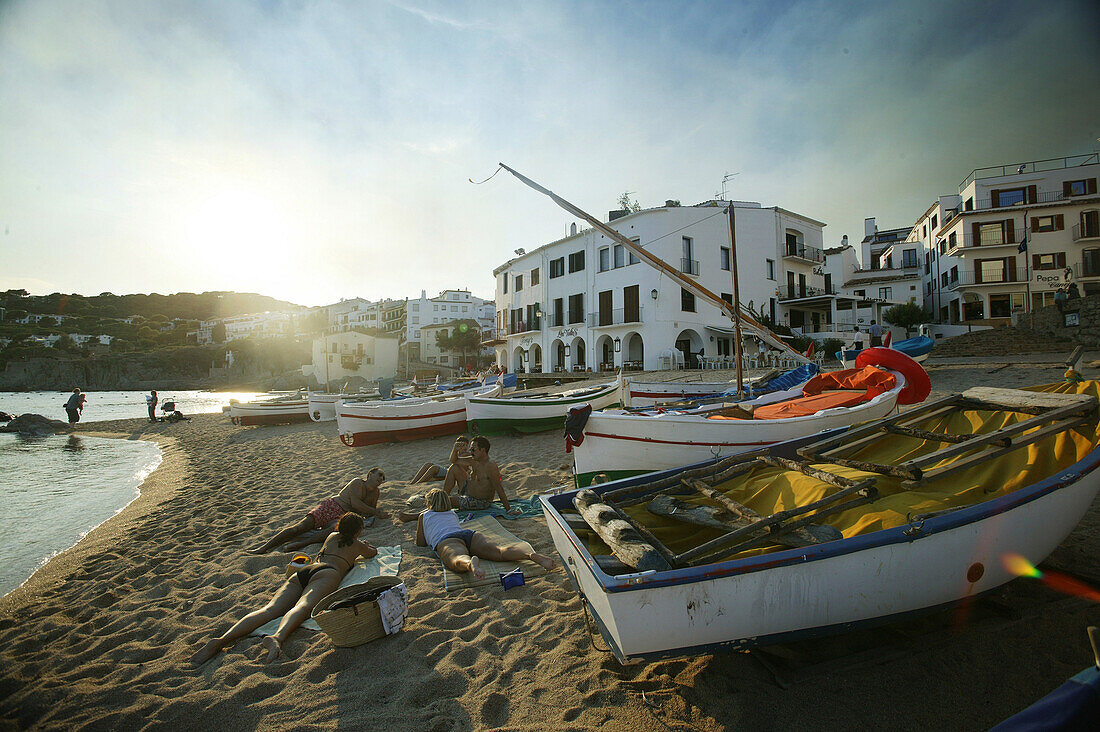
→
(864, 217, 876, 238)
(421, 290, 426, 299)
(841, 234, 848, 247)
(608, 210, 629, 222)
(570, 222, 577, 236)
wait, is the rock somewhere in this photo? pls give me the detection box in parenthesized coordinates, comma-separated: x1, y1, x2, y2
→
(0, 413, 74, 436)
(0, 411, 15, 422)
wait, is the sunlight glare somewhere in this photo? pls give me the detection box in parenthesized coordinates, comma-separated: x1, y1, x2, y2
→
(184, 189, 293, 270)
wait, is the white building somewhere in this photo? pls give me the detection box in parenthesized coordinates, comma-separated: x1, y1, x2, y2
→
(405, 289, 493, 359)
(195, 312, 295, 344)
(491, 200, 826, 372)
(307, 330, 400, 388)
(916, 154, 1100, 325)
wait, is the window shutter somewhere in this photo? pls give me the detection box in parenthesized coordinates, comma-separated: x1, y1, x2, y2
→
(974, 262, 983, 284)
(1027, 185, 1037, 204)
(1032, 254, 1041, 269)
(1007, 257, 1017, 281)
(1064, 181, 1073, 197)
(1005, 219, 1015, 242)
(972, 222, 981, 244)
(1055, 214, 1064, 230)
(1056, 253, 1066, 269)
(991, 190, 1001, 207)
(1089, 178, 1098, 195)
(1031, 217, 1039, 231)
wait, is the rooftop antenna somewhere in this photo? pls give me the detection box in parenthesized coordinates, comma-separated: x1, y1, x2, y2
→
(716, 172, 740, 200)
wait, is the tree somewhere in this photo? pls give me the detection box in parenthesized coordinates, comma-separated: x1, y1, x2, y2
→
(435, 320, 484, 369)
(616, 191, 642, 213)
(882, 302, 932, 337)
(211, 322, 227, 343)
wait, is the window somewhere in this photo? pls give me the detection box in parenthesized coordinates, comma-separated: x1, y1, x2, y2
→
(414, 330, 421, 338)
(948, 232, 956, 249)
(568, 251, 585, 273)
(941, 272, 949, 287)
(1065, 179, 1096, 197)
(853, 289, 866, 298)
(720, 292, 733, 305)
(766, 259, 775, 280)
(879, 287, 892, 300)
(1033, 252, 1066, 271)
(939, 240, 946, 254)
(501, 277, 507, 295)
(989, 294, 1012, 319)
(410, 303, 419, 311)
(1031, 215, 1064, 233)
(530, 268, 539, 285)
(567, 293, 584, 324)
(627, 238, 640, 264)
(461, 306, 467, 313)
(515, 274, 523, 291)
(681, 288, 696, 312)
(950, 265, 958, 283)
(922, 225, 927, 238)
(992, 187, 1032, 207)
(977, 222, 1006, 246)
(411, 316, 419, 324)
(440, 356, 449, 364)
(931, 214, 938, 229)
(682, 236, 694, 260)
(598, 247, 610, 272)
(720, 247, 731, 271)
(552, 298, 564, 327)
(613, 244, 625, 268)
(902, 249, 918, 268)
(549, 257, 565, 278)
(964, 197, 974, 211)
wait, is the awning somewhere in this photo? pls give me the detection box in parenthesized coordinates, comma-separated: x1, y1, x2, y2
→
(706, 325, 793, 341)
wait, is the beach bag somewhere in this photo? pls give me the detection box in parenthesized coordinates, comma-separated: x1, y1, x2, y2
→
(311, 576, 406, 647)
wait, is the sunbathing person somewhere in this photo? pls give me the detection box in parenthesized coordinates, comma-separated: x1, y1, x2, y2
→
(191, 513, 377, 665)
(249, 468, 389, 554)
(410, 435, 470, 483)
(414, 489, 553, 578)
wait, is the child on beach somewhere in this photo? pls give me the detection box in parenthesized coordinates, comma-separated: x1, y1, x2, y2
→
(248, 469, 389, 554)
(414, 489, 553, 578)
(409, 435, 471, 484)
(191, 513, 377, 665)
(398, 436, 520, 521)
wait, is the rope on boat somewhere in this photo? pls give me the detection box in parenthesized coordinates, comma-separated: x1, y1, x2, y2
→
(578, 594, 611, 654)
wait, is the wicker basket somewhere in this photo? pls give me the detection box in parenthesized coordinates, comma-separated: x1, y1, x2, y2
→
(311, 576, 403, 647)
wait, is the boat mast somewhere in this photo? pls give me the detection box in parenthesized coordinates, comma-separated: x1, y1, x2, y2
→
(726, 204, 744, 394)
(497, 163, 808, 364)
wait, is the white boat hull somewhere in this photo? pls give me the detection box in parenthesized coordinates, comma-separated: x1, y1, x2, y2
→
(542, 443, 1100, 662)
(467, 378, 621, 434)
(623, 379, 736, 408)
(229, 400, 310, 426)
(336, 383, 501, 446)
(571, 379, 904, 487)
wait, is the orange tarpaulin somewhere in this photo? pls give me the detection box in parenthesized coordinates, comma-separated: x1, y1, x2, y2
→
(802, 365, 896, 398)
(751, 390, 873, 420)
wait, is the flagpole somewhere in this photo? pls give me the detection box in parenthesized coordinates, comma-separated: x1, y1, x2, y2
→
(726, 204, 744, 395)
(1022, 208, 1031, 320)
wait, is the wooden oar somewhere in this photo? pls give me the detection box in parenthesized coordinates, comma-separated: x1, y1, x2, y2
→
(647, 493, 841, 547)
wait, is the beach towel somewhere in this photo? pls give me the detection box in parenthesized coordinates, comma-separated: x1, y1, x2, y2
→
(443, 516, 548, 591)
(462, 496, 544, 520)
(250, 545, 402, 637)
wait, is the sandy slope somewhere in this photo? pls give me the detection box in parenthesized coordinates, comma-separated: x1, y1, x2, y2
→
(1, 363, 1098, 731)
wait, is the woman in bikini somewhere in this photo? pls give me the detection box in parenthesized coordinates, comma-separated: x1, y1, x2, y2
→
(191, 513, 377, 666)
(414, 489, 554, 578)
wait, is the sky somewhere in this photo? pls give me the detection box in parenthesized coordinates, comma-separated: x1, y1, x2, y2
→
(2, 0, 1099, 308)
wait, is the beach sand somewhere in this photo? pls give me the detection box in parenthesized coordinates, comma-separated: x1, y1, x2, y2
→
(2, 362, 1099, 731)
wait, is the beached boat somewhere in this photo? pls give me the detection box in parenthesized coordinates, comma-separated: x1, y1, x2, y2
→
(541, 380, 1100, 662)
(467, 376, 622, 435)
(229, 394, 310, 426)
(837, 335, 934, 368)
(568, 349, 927, 488)
(336, 382, 503, 446)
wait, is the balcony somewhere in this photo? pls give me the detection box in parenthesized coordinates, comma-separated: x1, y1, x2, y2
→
(783, 244, 823, 263)
(1075, 261, 1100, 279)
(501, 318, 541, 336)
(959, 153, 1099, 192)
(1072, 222, 1100, 243)
(946, 271, 1029, 290)
(953, 228, 1027, 252)
(777, 285, 836, 301)
(587, 307, 644, 328)
(680, 258, 699, 275)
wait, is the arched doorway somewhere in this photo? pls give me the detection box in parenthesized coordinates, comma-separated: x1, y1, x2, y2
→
(570, 337, 586, 371)
(551, 339, 565, 371)
(624, 331, 644, 369)
(496, 349, 506, 369)
(595, 335, 615, 371)
(512, 346, 525, 373)
(530, 343, 543, 373)
(675, 329, 704, 369)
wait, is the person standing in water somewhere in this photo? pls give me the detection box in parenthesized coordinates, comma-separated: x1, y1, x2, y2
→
(64, 388, 85, 424)
(146, 390, 158, 422)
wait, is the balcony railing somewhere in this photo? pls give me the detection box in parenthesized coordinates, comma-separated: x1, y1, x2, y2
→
(783, 244, 824, 263)
(1075, 261, 1100, 279)
(959, 154, 1099, 191)
(946, 271, 1029, 289)
(777, 285, 836, 301)
(587, 306, 644, 328)
(957, 229, 1027, 250)
(1072, 222, 1100, 243)
(680, 258, 699, 275)
(501, 317, 541, 336)
(548, 314, 565, 327)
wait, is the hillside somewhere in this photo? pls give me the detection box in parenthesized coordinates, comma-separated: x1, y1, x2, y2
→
(0, 289, 303, 322)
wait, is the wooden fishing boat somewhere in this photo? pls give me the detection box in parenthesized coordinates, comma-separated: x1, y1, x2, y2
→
(229, 395, 310, 426)
(569, 349, 928, 488)
(336, 382, 502, 446)
(837, 335, 934, 368)
(467, 376, 622, 435)
(541, 380, 1100, 662)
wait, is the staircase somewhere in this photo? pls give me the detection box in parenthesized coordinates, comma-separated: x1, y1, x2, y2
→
(930, 326, 1077, 358)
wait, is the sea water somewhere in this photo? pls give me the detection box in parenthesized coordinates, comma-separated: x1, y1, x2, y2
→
(0, 390, 265, 597)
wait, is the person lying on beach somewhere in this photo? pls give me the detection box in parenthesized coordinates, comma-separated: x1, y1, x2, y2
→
(398, 436, 518, 521)
(410, 435, 470, 483)
(414, 489, 553, 578)
(191, 513, 377, 666)
(249, 468, 389, 554)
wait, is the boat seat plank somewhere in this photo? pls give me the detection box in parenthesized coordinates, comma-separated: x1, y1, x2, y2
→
(960, 387, 1096, 412)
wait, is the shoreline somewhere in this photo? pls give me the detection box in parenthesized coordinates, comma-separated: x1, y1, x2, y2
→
(0, 364, 1098, 730)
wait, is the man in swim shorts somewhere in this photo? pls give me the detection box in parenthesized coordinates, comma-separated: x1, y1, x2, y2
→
(249, 468, 389, 554)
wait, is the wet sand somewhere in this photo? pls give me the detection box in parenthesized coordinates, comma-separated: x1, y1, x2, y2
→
(1, 362, 1098, 731)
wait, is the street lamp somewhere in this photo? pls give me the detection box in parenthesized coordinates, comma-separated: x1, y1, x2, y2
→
(613, 337, 621, 352)
(564, 344, 571, 357)
(651, 289, 658, 300)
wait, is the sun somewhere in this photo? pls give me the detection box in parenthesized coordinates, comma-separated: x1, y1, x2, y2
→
(183, 189, 293, 268)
